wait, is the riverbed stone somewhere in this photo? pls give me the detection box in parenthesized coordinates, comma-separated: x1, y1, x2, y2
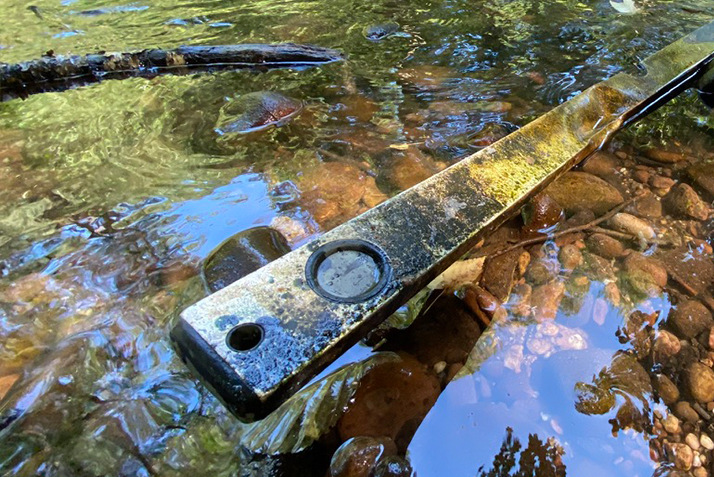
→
(626, 190, 662, 219)
(675, 401, 700, 423)
(382, 294, 481, 367)
(338, 354, 440, 450)
(481, 248, 522, 302)
(687, 362, 714, 403)
(215, 91, 302, 135)
(669, 300, 713, 339)
(521, 192, 562, 234)
(624, 253, 668, 288)
(586, 233, 625, 259)
(543, 171, 624, 215)
(581, 252, 615, 281)
(363, 22, 400, 41)
(650, 175, 675, 191)
(581, 151, 620, 178)
(644, 147, 688, 164)
(372, 456, 414, 477)
(296, 162, 388, 229)
(654, 374, 680, 405)
(385, 149, 443, 191)
(622, 252, 667, 297)
(653, 330, 681, 360)
(525, 258, 559, 285)
(673, 443, 694, 471)
(687, 162, 714, 199)
(608, 213, 656, 240)
(530, 280, 566, 321)
(664, 183, 710, 221)
(329, 436, 397, 477)
(663, 413, 681, 433)
(686, 433, 701, 451)
(202, 226, 290, 293)
(558, 243, 582, 271)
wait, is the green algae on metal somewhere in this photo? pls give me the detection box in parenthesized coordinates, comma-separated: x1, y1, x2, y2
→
(173, 20, 714, 421)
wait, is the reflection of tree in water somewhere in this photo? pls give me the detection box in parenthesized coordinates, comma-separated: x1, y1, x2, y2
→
(477, 427, 566, 477)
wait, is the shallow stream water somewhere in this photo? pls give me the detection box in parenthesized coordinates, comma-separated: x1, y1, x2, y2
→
(2, 0, 714, 476)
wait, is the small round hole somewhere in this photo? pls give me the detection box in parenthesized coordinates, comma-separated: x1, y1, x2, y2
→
(226, 323, 264, 352)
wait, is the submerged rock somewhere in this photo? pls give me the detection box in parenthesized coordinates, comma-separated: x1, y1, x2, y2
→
(296, 162, 388, 229)
(687, 362, 714, 403)
(653, 374, 680, 406)
(668, 300, 713, 339)
(623, 253, 667, 288)
(543, 171, 624, 215)
(372, 456, 414, 477)
(586, 233, 625, 259)
(337, 354, 440, 450)
(480, 248, 522, 302)
(530, 280, 566, 321)
(581, 151, 620, 179)
(363, 22, 400, 41)
(384, 148, 444, 191)
(643, 147, 688, 164)
(674, 401, 700, 423)
(383, 294, 481, 367)
(687, 162, 714, 199)
(329, 436, 397, 477)
(521, 192, 563, 234)
(215, 91, 302, 135)
(202, 226, 290, 293)
(625, 191, 662, 219)
(653, 330, 681, 360)
(664, 183, 709, 221)
(608, 213, 656, 240)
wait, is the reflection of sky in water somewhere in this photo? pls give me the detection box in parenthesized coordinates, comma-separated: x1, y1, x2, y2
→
(409, 282, 672, 476)
(147, 173, 277, 258)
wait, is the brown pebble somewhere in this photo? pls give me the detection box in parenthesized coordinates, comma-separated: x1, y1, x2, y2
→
(663, 414, 681, 433)
(338, 354, 440, 450)
(581, 151, 620, 178)
(544, 171, 624, 215)
(644, 147, 688, 164)
(633, 169, 651, 184)
(586, 233, 625, 259)
(608, 213, 656, 240)
(329, 436, 397, 477)
(686, 433, 701, 451)
(650, 175, 675, 190)
(673, 443, 694, 471)
(674, 401, 700, 424)
(653, 330, 681, 359)
(654, 374, 680, 405)
(688, 362, 714, 403)
(669, 300, 713, 339)
(626, 191, 662, 219)
(521, 192, 563, 234)
(530, 281, 566, 321)
(664, 183, 710, 221)
(558, 244, 583, 271)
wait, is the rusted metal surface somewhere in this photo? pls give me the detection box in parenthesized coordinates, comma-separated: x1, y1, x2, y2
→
(172, 21, 714, 421)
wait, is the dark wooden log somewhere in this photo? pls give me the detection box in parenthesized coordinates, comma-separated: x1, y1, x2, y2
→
(0, 43, 344, 100)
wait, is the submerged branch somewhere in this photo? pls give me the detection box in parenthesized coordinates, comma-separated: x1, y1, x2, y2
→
(1, 43, 344, 100)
